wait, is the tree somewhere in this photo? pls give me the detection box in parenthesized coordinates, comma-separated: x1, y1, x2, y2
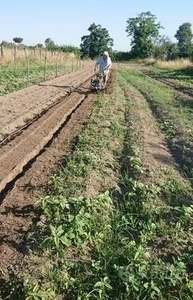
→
(36, 43, 44, 48)
(45, 38, 56, 50)
(61, 45, 80, 57)
(80, 23, 114, 59)
(175, 22, 193, 58)
(1, 40, 15, 48)
(13, 37, 23, 45)
(153, 36, 177, 59)
(126, 11, 162, 58)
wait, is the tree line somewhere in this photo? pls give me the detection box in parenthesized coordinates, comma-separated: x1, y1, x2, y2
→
(80, 11, 193, 61)
(1, 37, 80, 57)
(1, 11, 193, 61)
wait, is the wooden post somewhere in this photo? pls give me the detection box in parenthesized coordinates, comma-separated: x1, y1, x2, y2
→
(64, 59, 67, 73)
(39, 48, 42, 63)
(71, 60, 74, 72)
(25, 48, 29, 82)
(55, 63, 58, 77)
(44, 51, 47, 80)
(55, 53, 59, 77)
(14, 46, 17, 70)
(0, 45, 4, 58)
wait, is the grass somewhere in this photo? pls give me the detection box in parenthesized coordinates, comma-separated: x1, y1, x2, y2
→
(142, 59, 193, 92)
(119, 68, 193, 181)
(154, 59, 193, 70)
(0, 63, 73, 95)
(0, 50, 81, 95)
(0, 47, 76, 65)
(146, 68, 193, 91)
(1, 70, 193, 300)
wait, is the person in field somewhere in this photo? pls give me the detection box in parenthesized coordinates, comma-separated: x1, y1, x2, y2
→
(94, 51, 112, 87)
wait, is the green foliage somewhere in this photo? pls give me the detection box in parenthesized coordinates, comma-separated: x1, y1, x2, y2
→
(35, 43, 44, 48)
(80, 23, 114, 59)
(0, 63, 70, 95)
(13, 37, 23, 44)
(44, 38, 57, 50)
(1, 40, 15, 48)
(126, 11, 162, 58)
(175, 22, 193, 58)
(113, 51, 133, 61)
(119, 68, 193, 180)
(153, 36, 179, 60)
(61, 44, 80, 56)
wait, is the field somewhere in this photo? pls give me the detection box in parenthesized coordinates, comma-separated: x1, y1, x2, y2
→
(0, 47, 80, 95)
(0, 60, 193, 299)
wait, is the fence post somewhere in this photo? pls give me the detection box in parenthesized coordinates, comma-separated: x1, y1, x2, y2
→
(14, 46, 17, 70)
(25, 48, 29, 82)
(44, 51, 47, 81)
(0, 45, 4, 58)
(55, 53, 59, 77)
(59, 52, 62, 73)
(76, 57, 79, 70)
(71, 60, 74, 72)
(39, 48, 42, 63)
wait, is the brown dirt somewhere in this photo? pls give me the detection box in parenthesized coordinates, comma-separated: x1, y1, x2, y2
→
(117, 64, 174, 175)
(0, 69, 96, 276)
(0, 68, 116, 291)
(0, 91, 97, 274)
(0, 82, 91, 193)
(124, 86, 176, 176)
(0, 62, 93, 142)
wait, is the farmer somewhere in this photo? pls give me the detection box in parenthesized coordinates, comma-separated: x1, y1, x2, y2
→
(94, 51, 112, 87)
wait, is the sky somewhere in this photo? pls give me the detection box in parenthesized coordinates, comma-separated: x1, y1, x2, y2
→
(0, 0, 193, 51)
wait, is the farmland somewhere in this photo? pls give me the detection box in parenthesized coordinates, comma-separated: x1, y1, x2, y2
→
(0, 59, 192, 299)
(0, 47, 81, 95)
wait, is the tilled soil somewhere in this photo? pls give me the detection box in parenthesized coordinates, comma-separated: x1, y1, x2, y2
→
(0, 69, 115, 282)
(0, 62, 93, 141)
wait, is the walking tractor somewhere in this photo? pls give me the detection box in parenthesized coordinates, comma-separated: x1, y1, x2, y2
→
(90, 70, 107, 91)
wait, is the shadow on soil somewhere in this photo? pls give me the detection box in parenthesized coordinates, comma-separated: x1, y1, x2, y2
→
(39, 70, 116, 96)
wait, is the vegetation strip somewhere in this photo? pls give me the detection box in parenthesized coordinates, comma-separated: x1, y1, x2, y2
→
(119, 68, 193, 182)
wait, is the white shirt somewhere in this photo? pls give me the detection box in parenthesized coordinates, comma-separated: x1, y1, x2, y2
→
(95, 56, 112, 72)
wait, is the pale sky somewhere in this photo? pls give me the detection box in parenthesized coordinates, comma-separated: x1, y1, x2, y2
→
(0, 0, 193, 51)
